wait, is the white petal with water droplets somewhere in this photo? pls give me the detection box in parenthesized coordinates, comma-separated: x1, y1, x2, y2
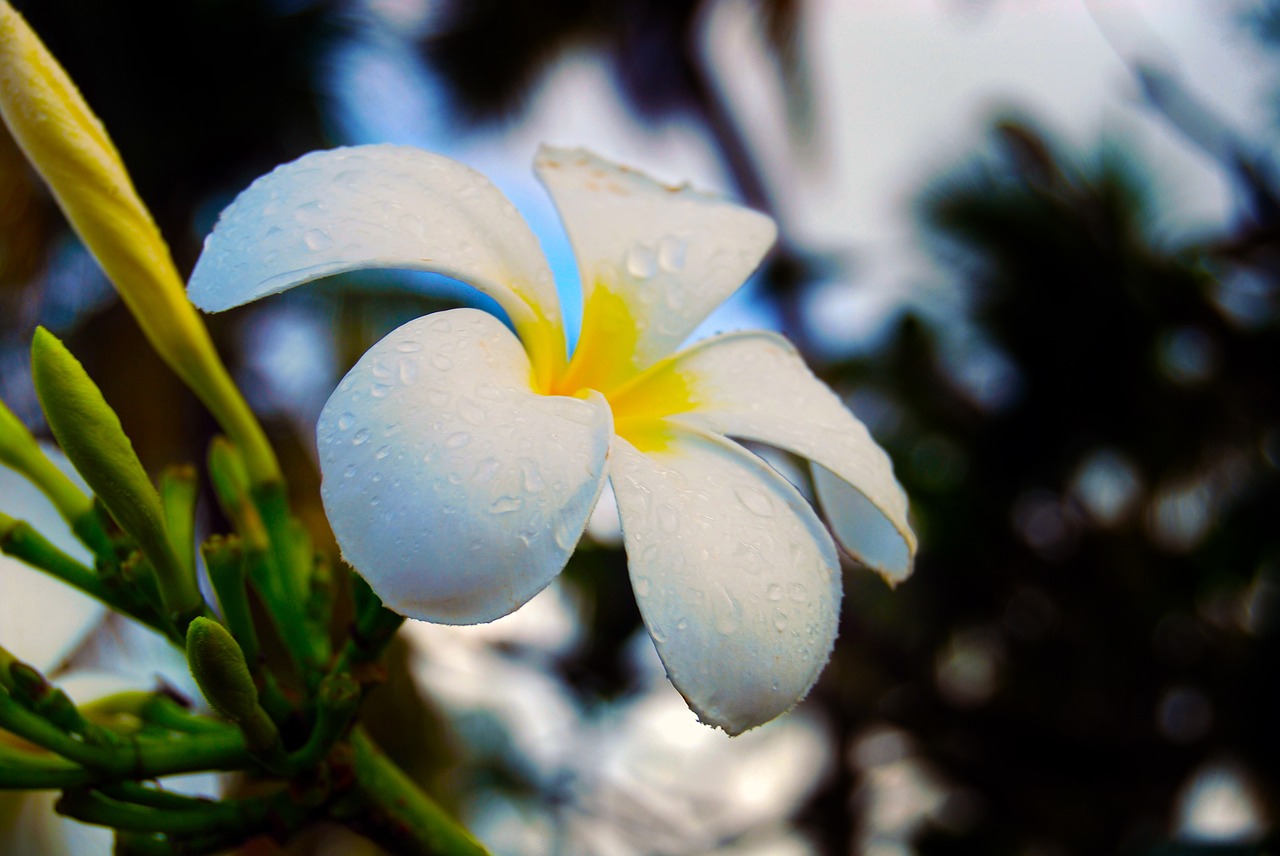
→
(317, 308, 611, 624)
(0, 449, 102, 672)
(662, 331, 916, 584)
(610, 428, 841, 735)
(190, 145, 566, 383)
(535, 146, 776, 374)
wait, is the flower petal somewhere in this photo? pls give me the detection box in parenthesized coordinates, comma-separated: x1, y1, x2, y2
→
(610, 428, 841, 735)
(631, 331, 916, 584)
(190, 145, 567, 387)
(317, 308, 611, 624)
(535, 146, 776, 391)
(0, 448, 102, 673)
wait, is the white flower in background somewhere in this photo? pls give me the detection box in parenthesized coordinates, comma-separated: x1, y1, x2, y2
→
(0, 450, 209, 855)
(189, 144, 916, 734)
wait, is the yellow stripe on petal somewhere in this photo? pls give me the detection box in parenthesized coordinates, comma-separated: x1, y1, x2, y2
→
(549, 282, 643, 397)
(0, 3, 278, 484)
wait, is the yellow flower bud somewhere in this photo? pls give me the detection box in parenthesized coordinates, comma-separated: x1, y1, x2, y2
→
(0, 2, 279, 485)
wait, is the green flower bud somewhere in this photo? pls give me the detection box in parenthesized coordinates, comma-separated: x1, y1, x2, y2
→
(185, 617, 281, 764)
(30, 327, 199, 623)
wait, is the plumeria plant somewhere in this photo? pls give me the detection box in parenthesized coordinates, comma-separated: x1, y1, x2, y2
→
(0, 1, 914, 853)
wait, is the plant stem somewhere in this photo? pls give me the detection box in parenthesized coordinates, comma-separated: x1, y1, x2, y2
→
(339, 726, 490, 856)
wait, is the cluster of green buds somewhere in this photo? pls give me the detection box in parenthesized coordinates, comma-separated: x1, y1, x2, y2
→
(0, 4, 486, 853)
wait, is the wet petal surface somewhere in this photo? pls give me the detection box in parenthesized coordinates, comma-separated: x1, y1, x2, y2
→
(318, 309, 611, 624)
(190, 145, 566, 385)
(536, 146, 776, 391)
(610, 428, 841, 735)
(654, 331, 916, 584)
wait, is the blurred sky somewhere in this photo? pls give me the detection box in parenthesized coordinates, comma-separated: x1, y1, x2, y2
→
(330, 0, 1278, 355)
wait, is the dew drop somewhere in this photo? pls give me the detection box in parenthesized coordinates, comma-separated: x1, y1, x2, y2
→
(626, 242, 658, 279)
(457, 399, 486, 425)
(735, 483, 775, 517)
(431, 354, 453, 371)
(303, 229, 333, 251)
(352, 428, 371, 446)
(788, 583, 809, 602)
(518, 458, 545, 492)
(489, 496, 523, 514)
(634, 576, 652, 597)
(767, 584, 784, 602)
(773, 609, 789, 632)
(343, 464, 357, 479)
(676, 617, 689, 631)
(429, 318, 452, 333)
(474, 458, 501, 483)
(395, 340, 423, 353)
(554, 522, 576, 550)
(337, 411, 356, 431)
(657, 504, 680, 534)
(398, 359, 418, 385)
(370, 383, 392, 399)
(657, 235, 686, 272)
(374, 445, 390, 461)
(445, 432, 470, 449)
(715, 586, 743, 635)
(427, 390, 450, 408)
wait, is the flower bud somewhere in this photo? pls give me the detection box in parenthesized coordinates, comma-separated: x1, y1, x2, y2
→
(0, 2, 279, 485)
(30, 326, 199, 622)
(185, 617, 281, 763)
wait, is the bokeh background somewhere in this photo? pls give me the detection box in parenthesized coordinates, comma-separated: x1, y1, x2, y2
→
(0, 0, 1277, 854)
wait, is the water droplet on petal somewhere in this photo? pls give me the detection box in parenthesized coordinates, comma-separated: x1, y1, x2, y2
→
(396, 340, 423, 353)
(303, 229, 333, 251)
(398, 359, 418, 385)
(343, 464, 357, 478)
(445, 432, 470, 449)
(337, 411, 356, 430)
(457, 398, 486, 425)
(735, 483, 775, 517)
(634, 576, 652, 597)
(489, 496, 523, 514)
(626, 242, 658, 279)
(474, 458, 501, 483)
(657, 504, 679, 534)
(518, 458, 545, 493)
(374, 445, 390, 461)
(657, 235, 686, 272)
(352, 428, 371, 446)
(432, 354, 453, 371)
(427, 390, 450, 408)
(789, 583, 809, 602)
(773, 609, 789, 632)
(370, 383, 392, 399)
(676, 617, 689, 631)
(767, 584, 784, 601)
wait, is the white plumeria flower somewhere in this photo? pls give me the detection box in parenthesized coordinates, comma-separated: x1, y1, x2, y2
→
(189, 145, 916, 734)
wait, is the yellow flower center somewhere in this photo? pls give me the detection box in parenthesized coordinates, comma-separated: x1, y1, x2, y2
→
(543, 281, 695, 452)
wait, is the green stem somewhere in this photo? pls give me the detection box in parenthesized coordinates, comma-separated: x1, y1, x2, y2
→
(56, 787, 274, 836)
(159, 465, 198, 582)
(81, 692, 226, 736)
(0, 742, 94, 789)
(340, 727, 490, 856)
(284, 673, 360, 774)
(0, 689, 250, 779)
(0, 512, 172, 640)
